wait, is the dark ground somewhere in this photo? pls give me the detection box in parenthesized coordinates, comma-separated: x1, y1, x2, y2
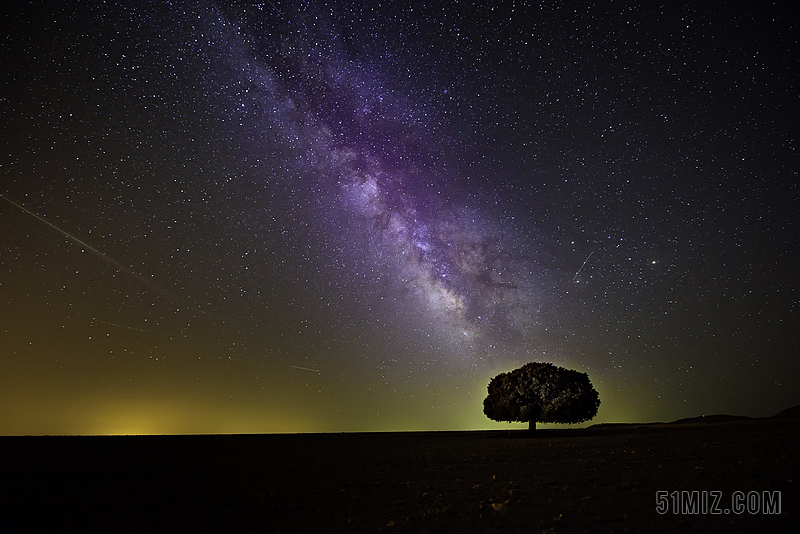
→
(0, 418, 797, 533)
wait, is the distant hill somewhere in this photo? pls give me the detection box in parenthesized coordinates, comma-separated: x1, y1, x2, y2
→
(772, 404, 800, 419)
(587, 404, 800, 429)
(670, 414, 752, 424)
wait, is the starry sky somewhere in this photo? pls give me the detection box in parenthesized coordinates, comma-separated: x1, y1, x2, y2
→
(1, 0, 797, 435)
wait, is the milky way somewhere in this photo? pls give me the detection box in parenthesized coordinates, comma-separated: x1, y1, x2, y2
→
(201, 3, 557, 356)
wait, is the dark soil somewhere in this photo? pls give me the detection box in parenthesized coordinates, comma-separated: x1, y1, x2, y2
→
(1, 418, 797, 533)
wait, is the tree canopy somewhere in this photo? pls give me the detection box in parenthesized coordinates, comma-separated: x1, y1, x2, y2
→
(483, 362, 600, 431)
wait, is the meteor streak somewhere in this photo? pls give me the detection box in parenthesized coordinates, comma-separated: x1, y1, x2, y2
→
(1, 195, 178, 302)
(290, 365, 319, 373)
(572, 251, 594, 281)
(92, 319, 149, 333)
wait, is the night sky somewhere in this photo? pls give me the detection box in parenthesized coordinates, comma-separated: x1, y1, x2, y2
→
(2, 0, 796, 435)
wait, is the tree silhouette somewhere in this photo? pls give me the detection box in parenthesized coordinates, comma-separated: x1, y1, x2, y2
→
(483, 362, 600, 432)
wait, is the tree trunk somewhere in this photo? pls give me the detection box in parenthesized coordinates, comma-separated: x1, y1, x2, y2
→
(528, 420, 536, 432)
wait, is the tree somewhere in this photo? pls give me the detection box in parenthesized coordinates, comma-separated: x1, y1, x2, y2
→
(483, 362, 600, 432)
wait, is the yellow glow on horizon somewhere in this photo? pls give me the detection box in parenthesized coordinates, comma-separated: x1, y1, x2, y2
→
(0, 384, 320, 435)
(82, 396, 321, 436)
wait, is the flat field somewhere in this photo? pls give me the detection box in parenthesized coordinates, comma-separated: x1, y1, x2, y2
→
(1, 418, 797, 533)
